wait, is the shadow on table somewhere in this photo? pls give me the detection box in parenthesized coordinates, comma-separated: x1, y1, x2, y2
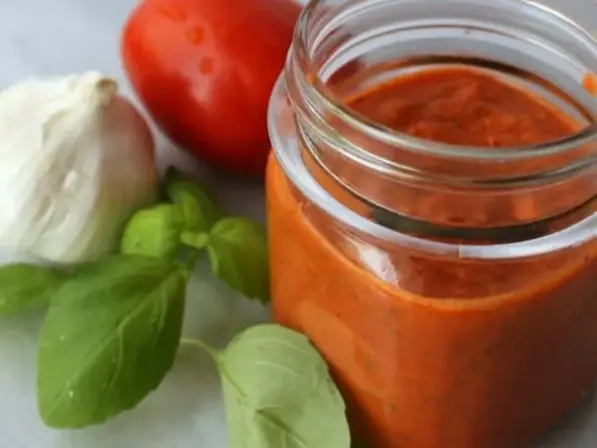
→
(537, 388, 597, 447)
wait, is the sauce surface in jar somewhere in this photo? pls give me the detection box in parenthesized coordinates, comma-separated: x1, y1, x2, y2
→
(267, 66, 597, 447)
(349, 67, 577, 146)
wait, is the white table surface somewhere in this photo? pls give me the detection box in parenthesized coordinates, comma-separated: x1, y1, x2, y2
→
(1, 1, 597, 447)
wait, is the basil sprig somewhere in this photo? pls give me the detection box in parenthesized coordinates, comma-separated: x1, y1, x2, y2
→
(2, 167, 350, 446)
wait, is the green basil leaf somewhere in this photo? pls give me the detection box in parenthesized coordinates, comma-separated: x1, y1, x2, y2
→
(165, 167, 222, 232)
(0, 264, 65, 315)
(206, 216, 269, 303)
(180, 231, 210, 251)
(217, 324, 351, 448)
(37, 255, 187, 428)
(120, 204, 186, 259)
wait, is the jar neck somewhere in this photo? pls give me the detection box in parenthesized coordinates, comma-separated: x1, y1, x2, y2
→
(282, 0, 597, 243)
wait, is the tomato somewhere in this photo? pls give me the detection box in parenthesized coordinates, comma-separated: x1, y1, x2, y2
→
(121, 0, 301, 177)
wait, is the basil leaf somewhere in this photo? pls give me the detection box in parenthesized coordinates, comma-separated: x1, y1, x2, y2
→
(0, 264, 65, 315)
(165, 167, 222, 232)
(120, 204, 186, 259)
(206, 216, 269, 303)
(37, 255, 187, 428)
(218, 324, 350, 448)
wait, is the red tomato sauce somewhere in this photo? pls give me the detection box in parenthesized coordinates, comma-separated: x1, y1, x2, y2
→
(267, 67, 597, 447)
(349, 67, 576, 146)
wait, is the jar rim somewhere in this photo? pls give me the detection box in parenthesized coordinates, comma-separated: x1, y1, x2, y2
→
(269, 0, 597, 260)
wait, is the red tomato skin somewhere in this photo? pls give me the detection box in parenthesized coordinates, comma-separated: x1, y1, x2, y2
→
(121, 0, 301, 177)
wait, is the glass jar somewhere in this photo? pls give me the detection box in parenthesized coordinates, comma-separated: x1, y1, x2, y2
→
(266, 0, 597, 447)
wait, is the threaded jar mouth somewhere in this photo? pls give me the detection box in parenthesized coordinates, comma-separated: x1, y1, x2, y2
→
(291, 0, 597, 166)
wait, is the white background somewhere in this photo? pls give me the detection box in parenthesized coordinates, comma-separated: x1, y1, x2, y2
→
(0, 0, 596, 447)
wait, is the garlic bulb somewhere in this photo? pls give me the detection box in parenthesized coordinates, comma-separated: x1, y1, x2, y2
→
(0, 72, 157, 264)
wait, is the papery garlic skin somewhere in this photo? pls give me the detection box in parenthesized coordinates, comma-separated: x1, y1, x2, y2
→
(0, 72, 157, 264)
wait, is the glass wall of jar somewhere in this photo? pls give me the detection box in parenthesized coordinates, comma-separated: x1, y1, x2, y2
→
(266, 0, 597, 447)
